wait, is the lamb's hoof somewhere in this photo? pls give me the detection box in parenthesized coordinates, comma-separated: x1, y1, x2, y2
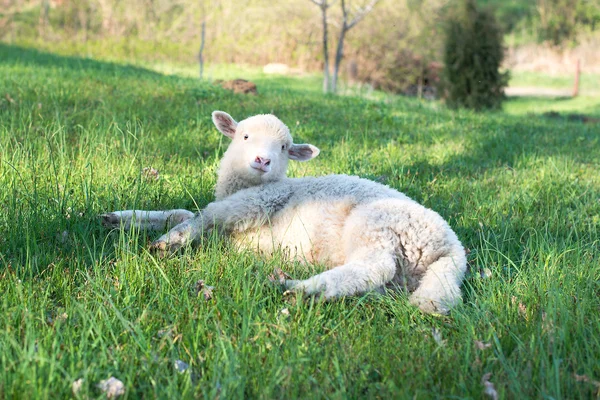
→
(100, 213, 120, 229)
(282, 284, 301, 305)
(268, 268, 293, 285)
(283, 279, 301, 291)
(409, 294, 458, 315)
(149, 240, 180, 258)
(283, 280, 331, 303)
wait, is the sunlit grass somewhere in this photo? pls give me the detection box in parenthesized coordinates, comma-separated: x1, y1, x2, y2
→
(1, 42, 599, 399)
(504, 95, 600, 117)
(509, 70, 600, 93)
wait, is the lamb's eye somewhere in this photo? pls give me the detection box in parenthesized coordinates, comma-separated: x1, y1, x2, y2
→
(244, 135, 249, 140)
(281, 145, 286, 151)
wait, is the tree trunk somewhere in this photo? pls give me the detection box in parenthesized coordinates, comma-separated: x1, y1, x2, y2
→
(332, 26, 346, 93)
(314, 0, 378, 94)
(78, 5, 89, 42)
(97, 0, 114, 35)
(38, 0, 50, 37)
(572, 58, 580, 97)
(320, 3, 330, 93)
(199, 19, 206, 79)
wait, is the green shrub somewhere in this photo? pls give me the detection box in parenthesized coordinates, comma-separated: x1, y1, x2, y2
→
(441, 0, 509, 110)
(535, 0, 600, 45)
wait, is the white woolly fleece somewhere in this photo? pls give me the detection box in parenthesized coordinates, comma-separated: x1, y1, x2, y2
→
(102, 111, 467, 314)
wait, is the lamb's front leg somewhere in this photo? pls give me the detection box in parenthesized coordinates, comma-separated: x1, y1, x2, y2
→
(150, 187, 292, 255)
(150, 214, 207, 254)
(285, 252, 397, 299)
(149, 193, 281, 254)
(101, 209, 195, 231)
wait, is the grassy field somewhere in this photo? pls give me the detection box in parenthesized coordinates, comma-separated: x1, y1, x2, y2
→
(1, 42, 600, 399)
(509, 70, 600, 91)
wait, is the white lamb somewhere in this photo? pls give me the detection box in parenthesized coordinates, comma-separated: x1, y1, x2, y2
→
(102, 111, 467, 314)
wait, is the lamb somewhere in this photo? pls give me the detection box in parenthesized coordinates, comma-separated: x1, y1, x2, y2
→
(101, 111, 467, 314)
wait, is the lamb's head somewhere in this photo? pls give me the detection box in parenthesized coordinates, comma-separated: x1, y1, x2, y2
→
(212, 111, 319, 190)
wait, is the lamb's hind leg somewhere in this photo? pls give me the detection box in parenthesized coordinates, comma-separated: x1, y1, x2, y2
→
(284, 203, 399, 298)
(285, 250, 397, 299)
(408, 249, 466, 315)
(100, 209, 195, 231)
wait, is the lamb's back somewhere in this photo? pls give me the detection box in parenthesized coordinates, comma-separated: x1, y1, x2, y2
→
(283, 174, 410, 205)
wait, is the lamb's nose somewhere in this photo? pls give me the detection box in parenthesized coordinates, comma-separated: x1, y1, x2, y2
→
(255, 156, 271, 166)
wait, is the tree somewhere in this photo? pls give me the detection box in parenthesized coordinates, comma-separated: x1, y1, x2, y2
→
(331, 0, 379, 93)
(310, 0, 379, 93)
(441, 0, 508, 110)
(536, 0, 600, 45)
(38, 0, 50, 37)
(199, 8, 206, 79)
(310, 0, 332, 93)
(198, 0, 219, 80)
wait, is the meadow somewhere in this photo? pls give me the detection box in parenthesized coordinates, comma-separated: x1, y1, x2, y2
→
(1, 43, 599, 399)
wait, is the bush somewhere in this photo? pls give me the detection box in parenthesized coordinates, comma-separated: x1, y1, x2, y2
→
(345, 0, 446, 96)
(441, 0, 509, 110)
(536, 0, 600, 45)
(4, 0, 450, 95)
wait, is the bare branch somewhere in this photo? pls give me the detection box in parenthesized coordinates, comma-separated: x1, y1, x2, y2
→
(310, 0, 338, 8)
(347, 0, 380, 30)
(331, 0, 380, 93)
(310, 0, 331, 9)
(310, 0, 332, 92)
(341, 0, 349, 25)
(328, 19, 341, 29)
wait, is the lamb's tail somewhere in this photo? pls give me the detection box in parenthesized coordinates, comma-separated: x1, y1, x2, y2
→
(100, 209, 195, 231)
(409, 246, 467, 314)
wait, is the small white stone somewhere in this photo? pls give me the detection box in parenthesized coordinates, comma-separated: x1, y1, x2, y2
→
(481, 373, 498, 400)
(72, 378, 84, 395)
(97, 377, 125, 398)
(474, 340, 492, 350)
(174, 360, 189, 373)
(431, 328, 445, 347)
(481, 268, 492, 279)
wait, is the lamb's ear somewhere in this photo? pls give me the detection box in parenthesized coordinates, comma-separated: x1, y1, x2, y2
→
(212, 111, 238, 139)
(288, 144, 320, 161)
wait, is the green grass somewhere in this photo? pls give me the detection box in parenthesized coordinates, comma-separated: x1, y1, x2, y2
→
(478, 0, 535, 32)
(1, 42, 600, 399)
(504, 95, 600, 118)
(505, 71, 600, 117)
(509, 70, 600, 94)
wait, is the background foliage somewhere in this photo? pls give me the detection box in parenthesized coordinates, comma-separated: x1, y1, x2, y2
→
(442, 0, 509, 110)
(2, 0, 599, 94)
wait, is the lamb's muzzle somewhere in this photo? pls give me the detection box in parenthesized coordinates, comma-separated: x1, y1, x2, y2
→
(251, 156, 271, 173)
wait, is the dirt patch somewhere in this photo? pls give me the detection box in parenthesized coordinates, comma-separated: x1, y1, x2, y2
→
(505, 87, 572, 97)
(215, 79, 257, 95)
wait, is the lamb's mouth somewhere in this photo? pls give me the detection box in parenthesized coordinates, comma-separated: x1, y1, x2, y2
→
(251, 165, 269, 173)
